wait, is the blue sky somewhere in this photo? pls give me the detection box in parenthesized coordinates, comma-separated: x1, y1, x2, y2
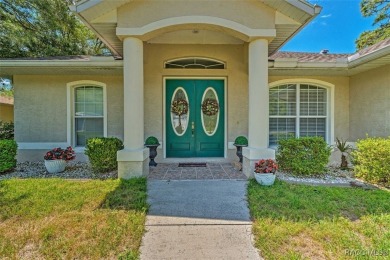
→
(281, 0, 377, 54)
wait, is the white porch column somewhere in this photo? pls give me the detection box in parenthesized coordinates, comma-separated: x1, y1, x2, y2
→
(242, 39, 275, 178)
(117, 37, 149, 179)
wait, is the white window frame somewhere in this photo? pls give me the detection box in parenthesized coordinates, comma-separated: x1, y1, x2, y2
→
(67, 80, 107, 150)
(164, 57, 226, 69)
(269, 79, 334, 147)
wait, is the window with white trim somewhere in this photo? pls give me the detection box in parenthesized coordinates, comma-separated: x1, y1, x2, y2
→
(164, 57, 225, 69)
(74, 86, 104, 146)
(269, 84, 328, 146)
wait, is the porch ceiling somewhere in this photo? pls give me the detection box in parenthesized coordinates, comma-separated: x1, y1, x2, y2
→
(71, 0, 320, 57)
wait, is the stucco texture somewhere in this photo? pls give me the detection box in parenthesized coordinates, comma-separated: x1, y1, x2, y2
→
(118, 0, 275, 30)
(0, 104, 13, 122)
(14, 75, 123, 143)
(350, 65, 390, 140)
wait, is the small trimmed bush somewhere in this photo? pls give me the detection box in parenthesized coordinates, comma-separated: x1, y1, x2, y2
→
(0, 140, 17, 173)
(234, 136, 248, 146)
(352, 137, 390, 186)
(145, 136, 159, 145)
(0, 121, 14, 140)
(276, 137, 331, 175)
(85, 137, 124, 173)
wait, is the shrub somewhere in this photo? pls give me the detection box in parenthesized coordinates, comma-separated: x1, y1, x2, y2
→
(234, 136, 248, 146)
(352, 137, 390, 186)
(276, 137, 331, 175)
(0, 121, 14, 140)
(145, 136, 159, 145)
(0, 140, 17, 173)
(85, 137, 124, 173)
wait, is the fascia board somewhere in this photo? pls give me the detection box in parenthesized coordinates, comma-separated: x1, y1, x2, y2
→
(348, 46, 390, 68)
(72, 0, 104, 13)
(0, 60, 123, 68)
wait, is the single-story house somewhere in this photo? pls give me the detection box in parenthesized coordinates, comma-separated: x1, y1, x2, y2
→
(0, 95, 14, 122)
(0, 0, 389, 178)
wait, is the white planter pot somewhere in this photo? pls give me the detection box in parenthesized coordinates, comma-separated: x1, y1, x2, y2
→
(254, 172, 276, 186)
(44, 159, 66, 173)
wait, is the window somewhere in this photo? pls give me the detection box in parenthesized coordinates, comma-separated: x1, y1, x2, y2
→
(164, 57, 225, 69)
(269, 84, 328, 146)
(74, 86, 104, 146)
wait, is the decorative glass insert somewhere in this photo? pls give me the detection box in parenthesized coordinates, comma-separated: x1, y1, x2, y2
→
(269, 84, 328, 146)
(201, 87, 220, 136)
(74, 86, 104, 146)
(171, 87, 189, 136)
(164, 57, 225, 69)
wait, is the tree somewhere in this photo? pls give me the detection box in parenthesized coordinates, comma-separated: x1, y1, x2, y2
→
(0, 0, 110, 58)
(356, 0, 390, 50)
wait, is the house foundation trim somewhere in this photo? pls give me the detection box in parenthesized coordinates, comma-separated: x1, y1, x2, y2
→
(242, 147, 275, 178)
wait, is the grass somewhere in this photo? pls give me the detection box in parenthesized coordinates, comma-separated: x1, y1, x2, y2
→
(0, 178, 148, 259)
(248, 179, 390, 260)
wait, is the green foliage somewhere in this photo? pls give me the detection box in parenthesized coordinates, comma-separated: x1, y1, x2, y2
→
(0, 0, 110, 58)
(276, 137, 331, 175)
(145, 136, 160, 145)
(0, 140, 17, 173)
(0, 179, 147, 259)
(352, 136, 390, 185)
(356, 0, 390, 49)
(247, 179, 390, 259)
(335, 137, 352, 153)
(234, 136, 248, 146)
(85, 137, 124, 173)
(335, 137, 352, 169)
(0, 121, 14, 140)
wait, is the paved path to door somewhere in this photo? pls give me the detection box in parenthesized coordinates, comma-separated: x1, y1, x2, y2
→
(140, 180, 261, 260)
(148, 162, 247, 180)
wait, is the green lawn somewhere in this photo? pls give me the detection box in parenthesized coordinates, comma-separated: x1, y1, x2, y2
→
(248, 179, 390, 260)
(0, 178, 148, 259)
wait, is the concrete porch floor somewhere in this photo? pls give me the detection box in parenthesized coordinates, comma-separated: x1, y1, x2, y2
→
(148, 162, 247, 180)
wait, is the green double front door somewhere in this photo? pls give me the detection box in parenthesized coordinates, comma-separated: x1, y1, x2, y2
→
(166, 79, 224, 157)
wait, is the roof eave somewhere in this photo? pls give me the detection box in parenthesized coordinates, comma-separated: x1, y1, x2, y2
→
(69, 3, 122, 57)
(270, 4, 322, 55)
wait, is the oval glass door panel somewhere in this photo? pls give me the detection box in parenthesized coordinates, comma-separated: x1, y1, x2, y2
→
(201, 87, 220, 136)
(171, 87, 189, 136)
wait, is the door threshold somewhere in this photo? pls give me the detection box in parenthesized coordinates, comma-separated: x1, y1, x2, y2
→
(160, 157, 230, 163)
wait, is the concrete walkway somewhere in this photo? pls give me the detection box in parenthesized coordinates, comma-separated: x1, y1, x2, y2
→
(140, 180, 261, 260)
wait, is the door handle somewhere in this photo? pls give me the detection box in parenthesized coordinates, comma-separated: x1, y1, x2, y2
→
(192, 122, 195, 137)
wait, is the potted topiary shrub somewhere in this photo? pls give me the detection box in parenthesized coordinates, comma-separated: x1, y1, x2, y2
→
(44, 147, 75, 173)
(254, 159, 278, 186)
(233, 136, 248, 164)
(145, 136, 160, 166)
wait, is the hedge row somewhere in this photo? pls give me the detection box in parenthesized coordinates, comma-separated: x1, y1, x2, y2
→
(352, 137, 390, 186)
(0, 140, 17, 173)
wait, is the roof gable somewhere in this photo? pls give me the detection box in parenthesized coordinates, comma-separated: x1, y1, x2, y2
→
(71, 0, 320, 57)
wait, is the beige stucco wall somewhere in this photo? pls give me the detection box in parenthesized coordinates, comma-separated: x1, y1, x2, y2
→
(0, 104, 13, 122)
(14, 75, 123, 143)
(350, 64, 390, 140)
(144, 44, 249, 145)
(268, 76, 350, 142)
(118, 0, 275, 30)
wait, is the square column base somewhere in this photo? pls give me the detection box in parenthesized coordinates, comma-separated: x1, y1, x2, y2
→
(117, 148, 149, 179)
(242, 147, 275, 178)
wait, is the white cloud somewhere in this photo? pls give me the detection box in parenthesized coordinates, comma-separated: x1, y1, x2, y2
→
(321, 14, 332, 18)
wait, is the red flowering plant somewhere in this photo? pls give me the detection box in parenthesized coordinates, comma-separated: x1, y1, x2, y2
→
(44, 147, 76, 161)
(254, 159, 278, 174)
